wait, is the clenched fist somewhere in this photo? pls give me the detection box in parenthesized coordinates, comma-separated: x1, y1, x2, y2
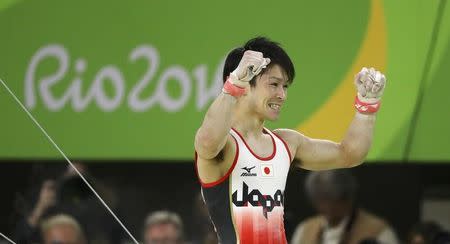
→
(354, 67, 386, 104)
(230, 50, 271, 87)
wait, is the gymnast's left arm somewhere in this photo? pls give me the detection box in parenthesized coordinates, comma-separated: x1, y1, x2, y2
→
(274, 67, 386, 170)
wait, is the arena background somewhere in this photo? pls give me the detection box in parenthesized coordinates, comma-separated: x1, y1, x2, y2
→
(1, 0, 450, 242)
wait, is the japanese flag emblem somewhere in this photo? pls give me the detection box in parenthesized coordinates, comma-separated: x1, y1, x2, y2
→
(261, 164, 274, 177)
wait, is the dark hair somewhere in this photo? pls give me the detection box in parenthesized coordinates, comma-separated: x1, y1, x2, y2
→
(222, 37, 295, 86)
(408, 221, 450, 244)
(359, 239, 381, 244)
(305, 169, 358, 203)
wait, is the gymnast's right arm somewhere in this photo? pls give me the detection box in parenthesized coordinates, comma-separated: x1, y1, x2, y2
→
(195, 93, 237, 159)
(195, 50, 270, 159)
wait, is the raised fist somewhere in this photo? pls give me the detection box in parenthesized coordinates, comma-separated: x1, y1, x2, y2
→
(230, 50, 271, 87)
(354, 67, 386, 104)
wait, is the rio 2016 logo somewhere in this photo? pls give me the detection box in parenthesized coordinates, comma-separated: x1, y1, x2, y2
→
(24, 44, 225, 112)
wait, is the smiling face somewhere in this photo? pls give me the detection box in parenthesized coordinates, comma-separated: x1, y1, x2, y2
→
(243, 64, 289, 121)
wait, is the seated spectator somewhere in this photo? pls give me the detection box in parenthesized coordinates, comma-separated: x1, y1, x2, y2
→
(41, 214, 86, 244)
(143, 210, 184, 244)
(291, 169, 399, 244)
(12, 162, 122, 243)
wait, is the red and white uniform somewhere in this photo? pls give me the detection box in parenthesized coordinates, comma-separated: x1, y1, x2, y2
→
(196, 128, 292, 244)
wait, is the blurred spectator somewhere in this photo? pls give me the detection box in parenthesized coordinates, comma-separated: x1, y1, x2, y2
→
(12, 178, 58, 243)
(359, 238, 381, 244)
(41, 214, 86, 244)
(189, 192, 218, 244)
(12, 162, 122, 244)
(407, 221, 450, 244)
(29, 180, 57, 227)
(143, 210, 184, 244)
(291, 169, 399, 244)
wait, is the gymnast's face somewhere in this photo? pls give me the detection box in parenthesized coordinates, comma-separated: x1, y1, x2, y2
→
(244, 64, 289, 121)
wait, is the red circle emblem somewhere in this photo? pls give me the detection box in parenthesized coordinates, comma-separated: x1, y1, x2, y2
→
(264, 167, 270, 175)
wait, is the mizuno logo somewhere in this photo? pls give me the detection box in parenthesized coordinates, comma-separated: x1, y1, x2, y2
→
(241, 166, 256, 176)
